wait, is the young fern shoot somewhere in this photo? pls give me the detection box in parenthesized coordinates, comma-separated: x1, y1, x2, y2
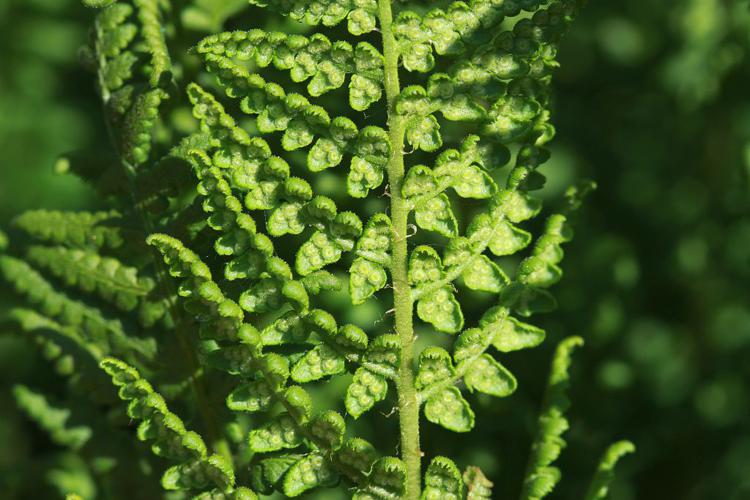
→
(0, 0, 636, 498)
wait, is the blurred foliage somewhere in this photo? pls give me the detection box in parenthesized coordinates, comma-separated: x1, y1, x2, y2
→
(1, 0, 749, 499)
(0, 1, 104, 497)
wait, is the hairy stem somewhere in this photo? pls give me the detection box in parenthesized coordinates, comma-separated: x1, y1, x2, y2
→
(378, 0, 421, 498)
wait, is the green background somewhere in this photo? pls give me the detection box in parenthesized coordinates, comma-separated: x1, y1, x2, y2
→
(1, 0, 749, 498)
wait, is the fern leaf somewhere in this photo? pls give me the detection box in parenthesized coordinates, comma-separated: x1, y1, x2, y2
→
(147, 233, 396, 494)
(250, 453, 303, 494)
(89, 1, 172, 171)
(422, 456, 463, 499)
(83, 0, 116, 7)
(345, 366, 389, 419)
(392, 0, 553, 73)
(409, 189, 543, 332)
(282, 452, 338, 497)
(14, 210, 124, 249)
(520, 336, 584, 500)
(133, 0, 172, 87)
(25, 246, 156, 312)
(195, 56, 392, 196)
(409, 246, 463, 333)
(93, 3, 138, 94)
(353, 457, 408, 499)
(186, 83, 251, 146)
(402, 136, 499, 212)
(13, 385, 92, 450)
(584, 441, 636, 500)
(10, 308, 104, 381)
(247, 0, 378, 35)
(8, 1, 603, 497)
(350, 213, 392, 304)
(415, 306, 539, 414)
(0, 256, 156, 360)
(122, 88, 169, 166)
(196, 30, 384, 110)
(100, 357, 241, 495)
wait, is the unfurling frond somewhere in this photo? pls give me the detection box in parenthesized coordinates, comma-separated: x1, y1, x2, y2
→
(100, 357, 244, 496)
(584, 440, 636, 500)
(422, 456, 464, 499)
(520, 336, 584, 500)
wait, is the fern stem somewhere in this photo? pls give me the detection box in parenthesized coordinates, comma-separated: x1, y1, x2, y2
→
(378, 1, 422, 498)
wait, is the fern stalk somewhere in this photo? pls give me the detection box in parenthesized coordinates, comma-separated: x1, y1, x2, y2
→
(378, 0, 422, 497)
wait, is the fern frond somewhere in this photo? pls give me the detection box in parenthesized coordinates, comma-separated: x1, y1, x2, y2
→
(92, 3, 138, 94)
(422, 456, 464, 499)
(25, 245, 157, 313)
(133, 0, 172, 87)
(14, 210, 124, 249)
(520, 336, 584, 500)
(416, 306, 544, 409)
(121, 88, 169, 166)
(413, 307, 532, 432)
(196, 30, 384, 110)
(83, 0, 116, 7)
(88, 1, 173, 171)
(393, 0, 578, 74)
(4, 1, 618, 498)
(402, 136, 499, 215)
(186, 104, 367, 281)
(409, 189, 542, 333)
(247, 0, 378, 35)
(13, 385, 92, 450)
(0, 256, 156, 360)
(353, 457, 407, 499)
(194, 57, 392, 196)
(146, 233, 399, 496)
(11, 308, 104, 381)
(99, 357, 244, 496)
(584, 440, 636, 500)
(349, 213, 392, 304)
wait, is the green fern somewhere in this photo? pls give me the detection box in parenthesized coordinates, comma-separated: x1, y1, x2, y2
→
(13, 210, 125, 250)
(520, 336, 582, 499)
(584, 441, 637, 500)
(0, 0, 636, 498)
(13, 385, 93, 450)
